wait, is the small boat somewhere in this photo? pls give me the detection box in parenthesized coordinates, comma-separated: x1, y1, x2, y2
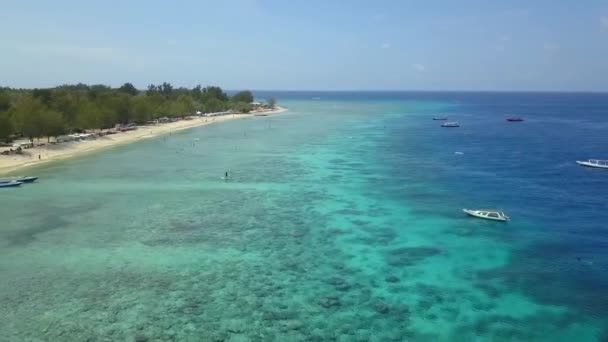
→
(0, 176, 38, 184)
(0, 181, 23, 188)
(507, 117, 524, 122)
(433, 117, 448, 120)
(576, 159, 608, 169)
(463, 209, 509, 222)
(441, 122, 460, 127)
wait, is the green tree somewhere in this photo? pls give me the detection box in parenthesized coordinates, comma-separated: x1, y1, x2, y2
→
(203, 98, 225, 113)
(75, 98, 105, 129)
(266, 97, 276, 108)
(98, 92, 133, 124)
(41, 109, 65, 142)
(231, 91, 254, 104)
(145, 93, 165, 116)
(203, 86, 228, 101)
(32, 88, 53, 105)
(191, 85, 202, 99)
(87, 84, 112, 99)
(0, 112, 13, 143)
(118, 82, 139, 96)
(160, 82, 174, 97)
(166, 95, 194, 117)
(132, 96, 153, 123)
(233, 102, 252, 114)
(0, 91, 11, 111)
(146, 84, 159, 96)
(1, 83, 256, 138)
(10, 96, 47, 142)
(49, 90, 80, 127)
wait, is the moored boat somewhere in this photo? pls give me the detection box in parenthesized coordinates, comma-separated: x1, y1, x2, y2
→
(0, 181, 23, 188)
(507, 117, 524, 122)
(0, 176, 38, 184)
(576, 159, 608, 169)
(441, 122, 460, 127)
(463, 209, 509, 222)
(433, 117, 448, 120)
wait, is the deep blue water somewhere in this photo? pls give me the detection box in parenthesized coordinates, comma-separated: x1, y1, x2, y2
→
(385, 92, 608, 316)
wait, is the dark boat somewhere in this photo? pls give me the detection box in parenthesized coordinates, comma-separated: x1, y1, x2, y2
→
(507, 117, 524, 122)
(0, 181, 23, 188)
(0, 176, 38, 184)
(433, 117, 448, 120)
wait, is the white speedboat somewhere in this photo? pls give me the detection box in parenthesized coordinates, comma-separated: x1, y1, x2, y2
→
(463, 209, 509, 222)
(576, 159, 608, 169)
(441, 122, 460, 127)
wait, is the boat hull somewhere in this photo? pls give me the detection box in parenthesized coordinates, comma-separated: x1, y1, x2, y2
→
(576, 161, 608, 169)
(0, 181, 22, 188)
(0, 176, 38, 184)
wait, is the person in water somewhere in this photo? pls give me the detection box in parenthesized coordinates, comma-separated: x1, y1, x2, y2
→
(225, 171, 229, 179)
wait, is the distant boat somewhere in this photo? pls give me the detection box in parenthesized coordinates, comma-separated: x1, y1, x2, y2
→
(433, 117, 448, 120)
(507, 117, 524, 122)
(312, 97, 321, 100)
(0, 176, 38, 184)
(441, 122, 460, 127)
(0, 181, 23, 188)
(576, 159, 608, 169)
(463, 209, 509, 222)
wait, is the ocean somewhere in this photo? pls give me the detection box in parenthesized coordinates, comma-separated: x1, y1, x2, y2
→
(1, 91, 607, 341)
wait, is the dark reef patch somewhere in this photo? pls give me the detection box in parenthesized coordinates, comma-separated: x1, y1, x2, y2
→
(385, 246, 442, 267)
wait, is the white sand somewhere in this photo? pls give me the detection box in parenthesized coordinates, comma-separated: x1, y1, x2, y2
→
(0, 107, 287, 175)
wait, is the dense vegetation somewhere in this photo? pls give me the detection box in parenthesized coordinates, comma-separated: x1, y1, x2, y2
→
(0, 83, 261, 143)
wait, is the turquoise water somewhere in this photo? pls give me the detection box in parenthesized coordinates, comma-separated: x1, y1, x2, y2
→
(1, 94, 607, 341)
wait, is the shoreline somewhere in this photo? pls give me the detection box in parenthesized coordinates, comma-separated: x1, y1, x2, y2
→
(0, 106, 287, 176)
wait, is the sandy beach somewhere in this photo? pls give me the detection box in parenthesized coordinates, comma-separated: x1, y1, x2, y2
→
(0, 106, 286, 175)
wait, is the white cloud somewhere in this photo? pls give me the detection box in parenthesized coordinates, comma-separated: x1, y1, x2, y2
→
(412, 63, 426, 72)
(601, 16, 608, 29)
(381, 42, 391, 49)
(494, 45, 505, 52)
(542, 42, 559, 51)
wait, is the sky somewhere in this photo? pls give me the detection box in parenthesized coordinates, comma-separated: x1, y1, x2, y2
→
(1, 0, 608, 91)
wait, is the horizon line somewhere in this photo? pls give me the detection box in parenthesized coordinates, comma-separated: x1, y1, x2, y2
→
(246, 89, 608, 94)
(3, 84, 608, 94)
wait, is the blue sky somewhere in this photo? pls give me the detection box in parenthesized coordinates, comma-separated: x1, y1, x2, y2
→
(2, 0, 608, 91)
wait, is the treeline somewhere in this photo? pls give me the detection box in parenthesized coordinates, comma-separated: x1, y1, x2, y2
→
(0, 83, 260, 143)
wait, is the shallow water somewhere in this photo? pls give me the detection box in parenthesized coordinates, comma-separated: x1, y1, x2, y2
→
(1, 92, 607, 341)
